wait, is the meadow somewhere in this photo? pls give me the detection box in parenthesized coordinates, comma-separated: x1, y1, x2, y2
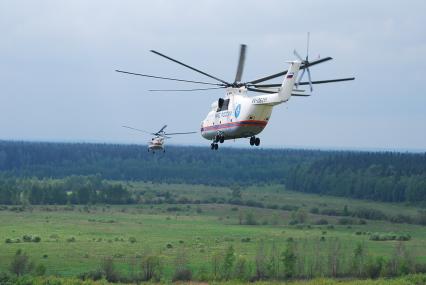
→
(1, 182, 425, 282)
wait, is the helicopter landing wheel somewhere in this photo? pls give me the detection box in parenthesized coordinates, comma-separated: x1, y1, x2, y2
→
(214, 143, 219, 150)
(255, 137, 260, 146)
(211, 143, 215, 150)
(249, 136, 255, 146)
(220, 136, 225, 143)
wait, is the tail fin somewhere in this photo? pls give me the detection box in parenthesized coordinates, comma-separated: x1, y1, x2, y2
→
(278, 61, 301, 102)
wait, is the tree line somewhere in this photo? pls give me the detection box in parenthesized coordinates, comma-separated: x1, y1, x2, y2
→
(0, 141, 425, 204)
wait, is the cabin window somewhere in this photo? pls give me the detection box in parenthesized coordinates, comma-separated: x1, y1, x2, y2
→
(217, 98, 230, 112)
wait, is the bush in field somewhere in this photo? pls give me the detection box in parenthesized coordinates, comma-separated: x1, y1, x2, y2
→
(365, 256, 385, 279)
(66, 236, 76, 242)
(291, 208, 308, 224)
(338, 217, 355, 225)
(141, 254, 162, 281)
(314, 218, 329, 225)
(310, 207, 319, 214)
(9, 249, 34, 276)
(281, 239, 297, 278)
(21, 235, 41, 243)
(172, 249, 192, 281)
(172, 268, 192, 282)
(78, 269, 103, 281)
(34, 264, 46, 276)
(128, 237, 137, 243)
(245, 212, 257, 225)
(241, 237, 251, 243)
(221, 245, 235, 280)
(22, 235, 32, 242)
(101, 257, 119, 282)
(234, 256, 249, 281)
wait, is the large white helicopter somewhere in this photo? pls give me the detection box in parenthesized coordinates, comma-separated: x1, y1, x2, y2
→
(117, 35, 354, 150)
(122, 125, 196, 153)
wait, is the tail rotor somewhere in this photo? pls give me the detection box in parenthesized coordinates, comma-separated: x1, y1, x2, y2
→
(294, 32, 313, 92)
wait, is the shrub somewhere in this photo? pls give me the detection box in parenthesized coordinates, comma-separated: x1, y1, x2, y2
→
(310, 207, 319, 214)
(281, 205, 299, 211)
(338, 217, 355, 225)
(241, 237, 251, 243)
(245, 212, 257, 225)
(34, 264, 46, 276)
(172, 268, 192, 282)
(32, 236, 41, 243)
(314, 218, 329, 225)
(22, 235, 32, 242)
(128, 237, 136, 243)
(101, 257, 119, 282)
(358, 219, 367, 225)
(141, 255, 162, 281)
(5, 238, 12, 244)
(78, 269, 103, 281)
(9, 249, 33, 276)
(166, 243, 173, 249)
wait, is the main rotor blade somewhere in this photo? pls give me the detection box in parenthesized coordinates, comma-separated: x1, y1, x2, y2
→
(234, 44, 247, 83)
(247, 70, 288, 85)
(150, 50, 231, 86)
(250, 83, 281, 88)
(158, 125, 167, 133)
(247, 87, 277, 94)
(297, 77, 355, 85)
(149, 87, 226, 92)
(165, 131, 197, 135)
(246, 57, 333, 85)
(252, 77, 355, 88)
(122, 125, 154, 135)
(115, 70, 223, 86)
(301, 57, 333, 69)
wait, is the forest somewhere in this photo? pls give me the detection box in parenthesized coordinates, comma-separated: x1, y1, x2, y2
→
(0, 140, 425, 204)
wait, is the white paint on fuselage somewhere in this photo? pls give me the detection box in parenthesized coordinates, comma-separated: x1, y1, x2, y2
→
(148, 137, 164, 151)
(200, 88, 273, 140)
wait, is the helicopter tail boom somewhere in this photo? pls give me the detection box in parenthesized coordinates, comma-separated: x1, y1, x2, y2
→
(278, 61, 301, 102)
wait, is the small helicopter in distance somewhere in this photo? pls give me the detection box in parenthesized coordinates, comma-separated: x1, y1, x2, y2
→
(122, 125, 196, 153)
(117, 34, 355, 150)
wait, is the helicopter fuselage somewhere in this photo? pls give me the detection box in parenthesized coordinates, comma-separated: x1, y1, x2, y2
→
(201, 89, 274, 141)
(148, 136, 164, 151)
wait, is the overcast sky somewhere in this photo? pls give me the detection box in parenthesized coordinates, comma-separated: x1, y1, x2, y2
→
(1, 0, 425, 150)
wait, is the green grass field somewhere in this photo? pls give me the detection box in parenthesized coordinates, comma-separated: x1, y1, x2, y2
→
(0, 183, 425, 280)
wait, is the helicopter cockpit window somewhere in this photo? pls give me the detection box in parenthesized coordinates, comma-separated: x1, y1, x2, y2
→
(217, 98, 230, 112)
